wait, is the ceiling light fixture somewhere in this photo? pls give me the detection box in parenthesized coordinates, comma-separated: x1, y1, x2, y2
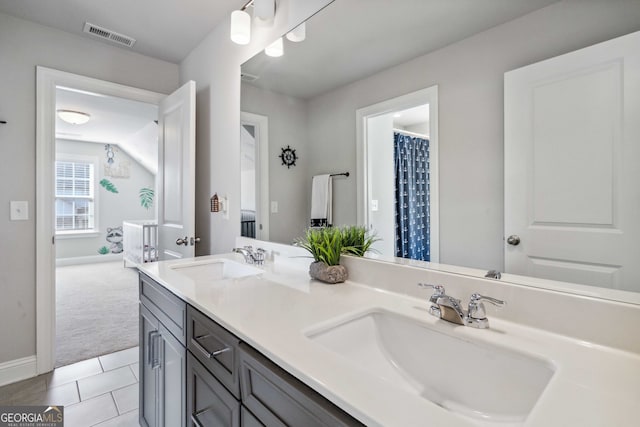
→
(230, 0, 277, 45)
(57, 110, 91, 125)
(286, 22, 306, 42)
(264, 37, 284, 57)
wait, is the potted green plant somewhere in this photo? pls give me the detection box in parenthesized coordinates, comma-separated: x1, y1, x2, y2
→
(340, 225, 378, 257)
(296, 226, 378, 284)
(296, 227, 348, 284)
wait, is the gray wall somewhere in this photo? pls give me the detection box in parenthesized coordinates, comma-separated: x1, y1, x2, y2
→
(55, 140, 155, 259)
(0, 12, 178, 364)
(180, 0, 333, 255)
(241, 84, 309, 244)
(306, 0, 640, 271)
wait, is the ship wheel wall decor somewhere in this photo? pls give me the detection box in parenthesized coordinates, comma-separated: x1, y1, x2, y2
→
(279, 145, 298, 168)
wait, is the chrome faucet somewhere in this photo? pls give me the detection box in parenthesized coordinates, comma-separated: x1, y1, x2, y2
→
(418, 284, 506, 329)
(232, 246, 266, 265)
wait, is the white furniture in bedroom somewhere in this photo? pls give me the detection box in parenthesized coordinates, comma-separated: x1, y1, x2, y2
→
(123, 220, 158, 266)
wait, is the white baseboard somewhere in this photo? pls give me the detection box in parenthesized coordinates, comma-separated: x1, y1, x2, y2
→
(0, 355, 37, 387)
(56, 253, 123, 267)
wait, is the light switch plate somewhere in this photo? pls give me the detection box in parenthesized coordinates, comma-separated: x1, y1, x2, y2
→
(271, 201, 278, 214)
(10, 201, 29, 220)
(371, 199, 379, 211)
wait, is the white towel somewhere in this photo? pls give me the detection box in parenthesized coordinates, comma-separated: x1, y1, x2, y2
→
(311, 174, 332, 227)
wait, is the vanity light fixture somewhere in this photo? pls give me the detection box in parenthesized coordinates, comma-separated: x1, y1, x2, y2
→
(286, 22, 306, 42)
(230, 0, 277, 45)
(57, 109, 91, 125)
(254, 0, 275, 21)
(230, 8, 251, 45)
(265, 37, 284, 57)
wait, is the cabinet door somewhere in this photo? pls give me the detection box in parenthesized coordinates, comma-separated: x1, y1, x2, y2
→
(159, 323, 187, 427)
(187, 352, 240, 427)
(140, 304, 160, 427)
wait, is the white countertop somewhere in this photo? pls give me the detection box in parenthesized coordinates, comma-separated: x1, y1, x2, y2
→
(139, 254, 640, 427)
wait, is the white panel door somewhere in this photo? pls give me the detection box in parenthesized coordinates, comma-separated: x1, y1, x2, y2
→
(157, 81, 196, 260)
(504, 31, 640, 292)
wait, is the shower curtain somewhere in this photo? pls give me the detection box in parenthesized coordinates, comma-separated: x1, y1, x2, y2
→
(394, 132, 430, 261)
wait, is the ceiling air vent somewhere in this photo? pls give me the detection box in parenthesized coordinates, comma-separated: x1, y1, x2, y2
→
(83, 22, 136, 48)
(241, 73, 259, 83)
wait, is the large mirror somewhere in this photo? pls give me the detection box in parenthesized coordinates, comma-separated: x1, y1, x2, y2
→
(240, 0, 640, 302)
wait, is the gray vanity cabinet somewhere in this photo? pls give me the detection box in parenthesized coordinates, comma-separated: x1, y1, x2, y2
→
(139, 273, 187, 427)
(187, 352, 240, 427)
(140, 273, 364, 427)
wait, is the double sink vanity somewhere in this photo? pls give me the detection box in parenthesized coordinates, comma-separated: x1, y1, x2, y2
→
(137, 240, 640, 427)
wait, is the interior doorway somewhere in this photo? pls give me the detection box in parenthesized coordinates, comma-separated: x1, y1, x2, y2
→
(240, 112, 269, 241)
(53, 86, 158, 367)
(356, 86, 439, 262)
(36, 67, 166, 374)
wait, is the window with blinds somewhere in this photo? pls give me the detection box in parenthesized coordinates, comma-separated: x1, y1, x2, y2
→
(55, 160, 95, 231)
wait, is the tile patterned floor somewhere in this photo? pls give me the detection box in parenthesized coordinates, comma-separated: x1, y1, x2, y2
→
(0, 347, 140, 426)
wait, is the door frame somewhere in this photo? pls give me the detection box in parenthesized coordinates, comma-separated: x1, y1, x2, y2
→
(240, 112, 270, 241)
(36, 67, 165, 373)
(355, 86, 440, 262)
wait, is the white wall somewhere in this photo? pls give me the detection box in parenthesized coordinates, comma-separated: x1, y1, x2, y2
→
(306, 0, 640, 272)
(180, 0, 333, 255)
(367, 114, 395, 256)
(241, 84, 309, 244)
(0, 12, 178, 364)
(55, 140, 155, 259)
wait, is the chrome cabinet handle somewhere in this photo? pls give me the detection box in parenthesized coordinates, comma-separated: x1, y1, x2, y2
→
(190, 237, 201, 246)
(152, 333, 162, 370)
(193, 335, 231, 359)
(191, 406, 212, 427)
(176, 237, 189, 246)
(147, 331, 158, 365)
(506, 235, 521, 246)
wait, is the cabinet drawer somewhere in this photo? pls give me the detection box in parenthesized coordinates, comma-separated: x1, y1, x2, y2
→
(187, 306, 241, 398)
(187, 352, 240, 427)
(139, 273, 187, 345)
(239, 344, 364, 427)
(241, 406, 264, 427)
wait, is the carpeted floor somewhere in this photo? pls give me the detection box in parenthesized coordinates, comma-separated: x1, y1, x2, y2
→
(55, 261, 139, 367)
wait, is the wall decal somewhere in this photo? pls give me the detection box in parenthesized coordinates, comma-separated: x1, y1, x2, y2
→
(99, 178, 119, 193)
(139, 187, 155, 210)
(104, 161, 130, 178)
(105, 227, 124, 253)
(97, 246, 109, 255)
(105, 144, 116, 164)
(279, 145, 298, 168)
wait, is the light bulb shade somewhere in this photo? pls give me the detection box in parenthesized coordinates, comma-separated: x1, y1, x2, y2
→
(254, 0, 275, 21)
(57, 110, 90, 125)
(286, 22, 306, 42)
(264, 37, 283, 57)
(230, 10, 251, 45)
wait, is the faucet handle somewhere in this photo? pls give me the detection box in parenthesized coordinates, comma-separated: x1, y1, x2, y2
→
(466, 293, 506, 329)
(417, 283, 445, 296)
(417, 283, 446, 315)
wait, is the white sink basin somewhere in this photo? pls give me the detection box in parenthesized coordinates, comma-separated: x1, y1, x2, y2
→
(306, 309, 554, 422)
(169, 259, 262, 281)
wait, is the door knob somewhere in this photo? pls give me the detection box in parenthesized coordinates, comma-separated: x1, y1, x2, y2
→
(506, 235, 521, 246)
(176, 237, 189, 246)
(190, 237, 201, 246)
